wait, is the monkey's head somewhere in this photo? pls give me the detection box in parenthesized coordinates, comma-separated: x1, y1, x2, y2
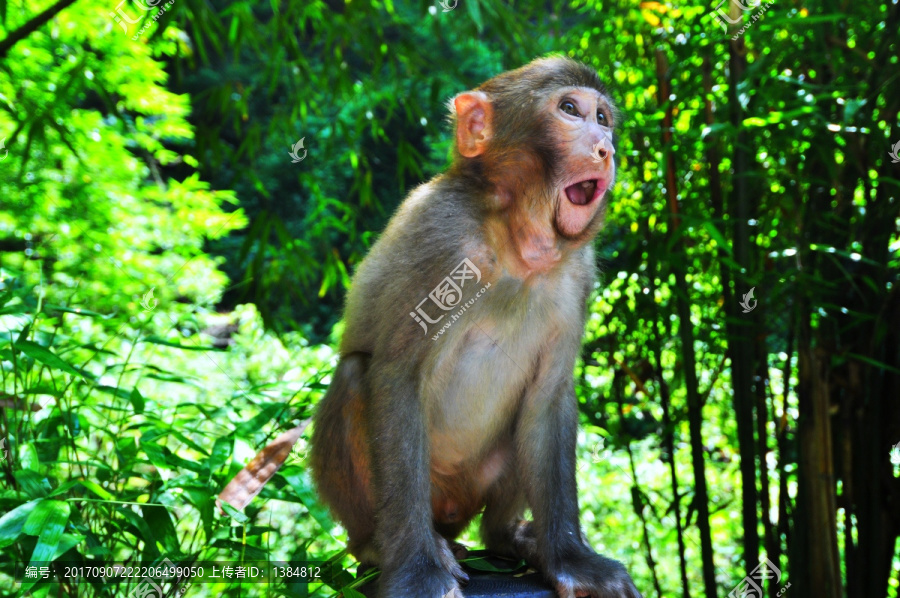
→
(451, 56, 617, 245)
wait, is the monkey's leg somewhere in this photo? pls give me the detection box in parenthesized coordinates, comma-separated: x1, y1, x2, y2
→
(366, 366, 467, 598)
(480, 463, 538, 564)
(518, 382, 641, 598)
(309, 354, 379, 564)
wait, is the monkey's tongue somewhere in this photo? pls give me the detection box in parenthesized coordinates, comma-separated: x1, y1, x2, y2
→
(565, 180, 597, 205)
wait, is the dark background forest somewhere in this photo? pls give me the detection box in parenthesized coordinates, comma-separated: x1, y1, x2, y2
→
(0, 0, 899, 596)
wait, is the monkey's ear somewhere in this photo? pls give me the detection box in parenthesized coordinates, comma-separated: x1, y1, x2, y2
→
(453, 92, 492, 158)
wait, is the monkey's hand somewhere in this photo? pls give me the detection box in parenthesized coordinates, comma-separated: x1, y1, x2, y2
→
(377, 534, 468, 598)
(547, 550, 642, 598)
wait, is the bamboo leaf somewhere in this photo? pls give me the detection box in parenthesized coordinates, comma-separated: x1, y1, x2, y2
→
(23, 500, 70, 563)
(12, 340, 86, 378)
(139, 335, 225, 352)
(0, 501, 40, 549)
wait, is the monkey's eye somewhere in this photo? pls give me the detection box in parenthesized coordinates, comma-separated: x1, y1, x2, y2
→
(597, 111, 607, 124)
(560, 100, 579, 117)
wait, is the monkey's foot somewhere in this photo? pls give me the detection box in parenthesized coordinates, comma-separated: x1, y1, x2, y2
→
(377, 536, 468, 598)
(448, 540, 469, 560)
(548, 550, 641, 598)
(378, 564, 463, 598)
(491, 519, 540, 566)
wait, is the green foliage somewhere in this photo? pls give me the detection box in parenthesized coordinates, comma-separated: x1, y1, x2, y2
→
(2, 0, 899, 596)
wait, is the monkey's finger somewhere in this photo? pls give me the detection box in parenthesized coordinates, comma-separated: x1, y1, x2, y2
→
(217, 421, 309, 512)
(448, 540, 469, 560)
(443, 552, 469, 585)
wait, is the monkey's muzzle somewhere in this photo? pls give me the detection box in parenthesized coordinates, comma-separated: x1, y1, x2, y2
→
(565, 179, 603, 205)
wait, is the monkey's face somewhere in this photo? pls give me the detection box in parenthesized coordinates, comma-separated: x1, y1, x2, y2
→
(548, 87, 616, 239)
(452, 61, 617, 251)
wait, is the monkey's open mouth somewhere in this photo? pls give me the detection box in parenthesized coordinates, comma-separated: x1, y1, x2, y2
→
(564, 179, 604, 206)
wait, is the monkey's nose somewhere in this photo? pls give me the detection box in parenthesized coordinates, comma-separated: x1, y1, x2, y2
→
(592, 136, 615, 162)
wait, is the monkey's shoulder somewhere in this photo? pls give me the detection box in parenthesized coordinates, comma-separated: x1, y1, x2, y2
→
(357, 179, 490, 276)
(338, 179, 490, 354)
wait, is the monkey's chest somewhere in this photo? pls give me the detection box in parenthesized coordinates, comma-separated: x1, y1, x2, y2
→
(422, 308, 556, 465)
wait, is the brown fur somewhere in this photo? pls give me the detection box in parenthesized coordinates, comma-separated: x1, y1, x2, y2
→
(309, 57, 640, 598)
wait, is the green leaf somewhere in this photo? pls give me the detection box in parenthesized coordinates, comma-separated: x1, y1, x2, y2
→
(466, 0, 484, 31)
(54, 532, 85, 559)
(42, 303, 112, 318)
(742, 116, 767, 128)
(463, 556, 526, 572)
(14, 470, 51, 498)
(228, 16, 239, 43)
(139, 335, 226, 352)
(12, 340, 86, 378)
(47, 480, 88, 498)
(130, 387, 146, 414)
(142, 505, 180, 553)
(278, 467, 333, 532)
(234, 403, 284, 436)
(702, 222, 734, 256)
(19, 439, 42, 470)
(0, 500, 40, 548)
(210, 539, 269, 559)
(845, 353, 900, 375)
(142, 440, 205, 473)
(206, 436, 233, 475)
(23, 500, 70, 563)
(219, 501, 249, 523)
(115, 507, 160, 560)
(79, 480, 114, 501)
(15, 323, 31, 345)
(0, 301, 28, 315)
(95, 385, 135, 401)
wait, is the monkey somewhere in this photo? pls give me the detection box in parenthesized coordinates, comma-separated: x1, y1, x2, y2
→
(308, 56, 641, 598)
